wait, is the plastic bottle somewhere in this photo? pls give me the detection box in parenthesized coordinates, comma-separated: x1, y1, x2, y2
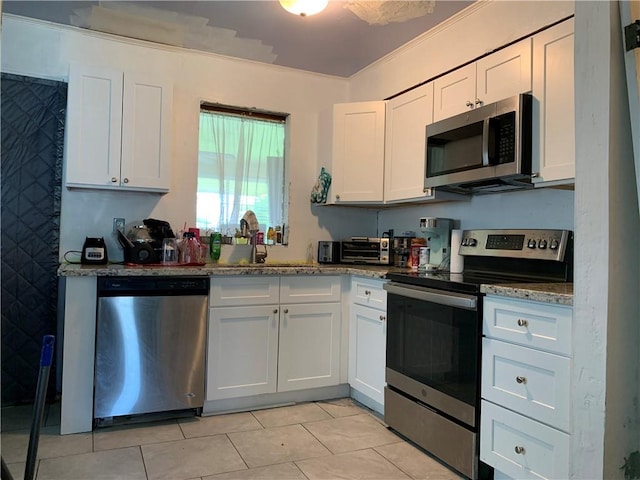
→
(181, 231, 200, 264)
(210, 232, 222, 262)
(267, 227, 275, 245)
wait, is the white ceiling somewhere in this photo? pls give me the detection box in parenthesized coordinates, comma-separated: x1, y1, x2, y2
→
(2, 0, 474, 77)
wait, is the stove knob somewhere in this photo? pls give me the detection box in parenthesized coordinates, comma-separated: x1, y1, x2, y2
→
(550, 239, 559, 250)
(468, 238, 478, 247)
(538, 239, 548, 249)
(381, 240, 388, 248)
(527, 239, 536, 248)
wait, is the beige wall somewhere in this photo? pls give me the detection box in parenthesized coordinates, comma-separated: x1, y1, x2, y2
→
(1, 15, 379, 263)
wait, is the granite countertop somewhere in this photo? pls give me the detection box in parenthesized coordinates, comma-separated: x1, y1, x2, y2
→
(57, 262, 397, 280)
(59, 264, 574, 305)
(481, 283, 573, 306)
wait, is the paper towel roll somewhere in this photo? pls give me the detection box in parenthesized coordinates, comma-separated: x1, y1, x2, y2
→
(450, 229, 464, 273)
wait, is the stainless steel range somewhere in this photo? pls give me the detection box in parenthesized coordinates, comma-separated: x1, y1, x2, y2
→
(383, 229, 573, 480)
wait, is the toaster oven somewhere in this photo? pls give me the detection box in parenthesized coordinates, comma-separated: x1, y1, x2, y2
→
(340, 237, 391, 265)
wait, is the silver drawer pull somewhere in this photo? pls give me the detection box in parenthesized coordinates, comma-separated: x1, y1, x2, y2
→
(364, 290, 371, 295)
(379, 315, 386, 322)
(517, 318, 528, 327)
(516, 376, 527, 384)
(514, 446, 525, 455)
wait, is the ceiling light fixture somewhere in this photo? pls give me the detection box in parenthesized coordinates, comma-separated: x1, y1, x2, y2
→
(279, 0, 328, 17)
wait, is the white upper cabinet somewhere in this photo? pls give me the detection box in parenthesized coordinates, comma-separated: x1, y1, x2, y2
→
(433, 39, 533, 121)
(332, 90, 461, 205)
(532, 18, 575, 186)
(384, 82, 434, 202)
(331, 101, 386, 203)
(65, 64, 173, 192)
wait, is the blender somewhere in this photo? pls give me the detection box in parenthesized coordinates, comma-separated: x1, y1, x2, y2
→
(419, 217, 454, 271)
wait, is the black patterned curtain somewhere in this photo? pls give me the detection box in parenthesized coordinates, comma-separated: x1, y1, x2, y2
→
(1, 73, 67, 405)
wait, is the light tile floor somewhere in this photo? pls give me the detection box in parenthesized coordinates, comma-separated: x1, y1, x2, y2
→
(1, 398, 463, 480)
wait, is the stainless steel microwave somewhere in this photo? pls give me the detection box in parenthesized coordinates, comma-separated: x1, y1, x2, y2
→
(424, 93, 533, 194)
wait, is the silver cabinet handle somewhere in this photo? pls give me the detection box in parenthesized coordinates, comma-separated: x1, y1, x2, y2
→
(284, 308, 289, 314)
(517, 318, 528, 327)
(364, 290, 371, 295)
(335, 194, 341, 201)
(111, 177, 118, 183)
(516, 376, 527, 384)
(123, 178, 129, 184)
(465, 100, 474, 108)
(273, 309, 278, 314)
(514, 446, 525, 455)
(379, 315, 386, 322)
(475, 98, 483, 106)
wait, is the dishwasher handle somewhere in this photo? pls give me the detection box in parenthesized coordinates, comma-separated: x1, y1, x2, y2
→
(384, 282, 477, 310)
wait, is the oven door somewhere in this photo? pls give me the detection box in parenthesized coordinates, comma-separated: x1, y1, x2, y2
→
(384, 282, 481, 428)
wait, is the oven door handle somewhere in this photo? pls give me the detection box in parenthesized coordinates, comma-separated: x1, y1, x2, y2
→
(384, 282, 477, 310)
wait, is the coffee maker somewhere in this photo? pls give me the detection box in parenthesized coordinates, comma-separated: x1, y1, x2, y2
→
(419, 217, 454, 271)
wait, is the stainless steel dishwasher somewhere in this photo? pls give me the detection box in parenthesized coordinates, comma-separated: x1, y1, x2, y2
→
(94, 276, 209, 425)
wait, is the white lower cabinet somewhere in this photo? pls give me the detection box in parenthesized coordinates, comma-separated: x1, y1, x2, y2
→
(277, 302, 341, 392)
(480, 295, 573, 480)
(481, 400, 570, 480)
(207, 275, 341, 401)
(208, 304, 278, 400)
(348, 277, 387, 413)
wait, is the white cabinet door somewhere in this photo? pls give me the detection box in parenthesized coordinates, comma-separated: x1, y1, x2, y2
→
(433, 39, 532, 122)
(351, 277, 387, 310)
(433, 63, 476, 121)
(121, 72, 172, 191)
(210, 276, 280, 307)
(384, 82, 434, 202)
(65, 64, 172, 192)
(66, 64, 123, 188)
(532, 18, 575, 186)
(331, 101, 385, 203)
(483, 295, 572, 356)
(348, 303, 386, 407)
(280, 275, 341, 303)
(481, 400, 570, 480)
(476, 39, 532, 107)
(207, 305, 279, 400)
(277, 302, 341, 392)
(482, 338, 570, 432)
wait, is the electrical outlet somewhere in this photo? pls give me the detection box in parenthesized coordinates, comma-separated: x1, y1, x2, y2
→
(113, 217, 125, 234)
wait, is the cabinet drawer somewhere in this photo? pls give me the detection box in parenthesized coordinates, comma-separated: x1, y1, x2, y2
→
(480, 400, 569, 480)
(210, 276, 279, 306)
(351, 277, 387, 310)
(483, 296, 572, 355)
(482, 339, 570, 432)
(280, 275, 341, 303)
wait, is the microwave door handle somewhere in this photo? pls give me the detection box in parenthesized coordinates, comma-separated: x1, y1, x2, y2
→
(481, 118, 491, 166)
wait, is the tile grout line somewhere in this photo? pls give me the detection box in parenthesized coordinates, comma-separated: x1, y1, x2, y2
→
(224, 432, 251, 472)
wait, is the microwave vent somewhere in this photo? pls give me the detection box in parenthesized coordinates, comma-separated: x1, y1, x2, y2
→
(440, 176, 533, 195)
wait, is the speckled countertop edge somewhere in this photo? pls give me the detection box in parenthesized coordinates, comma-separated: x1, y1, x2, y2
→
(58, 264, 573, 304)
(57, 263, 393, 280)
(481, 283, 573, 306)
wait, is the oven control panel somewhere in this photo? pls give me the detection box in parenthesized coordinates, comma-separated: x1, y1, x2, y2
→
(458, 229, 572, 261)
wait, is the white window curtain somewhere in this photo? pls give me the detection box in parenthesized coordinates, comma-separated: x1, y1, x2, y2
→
(197, 111, 285, 235)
